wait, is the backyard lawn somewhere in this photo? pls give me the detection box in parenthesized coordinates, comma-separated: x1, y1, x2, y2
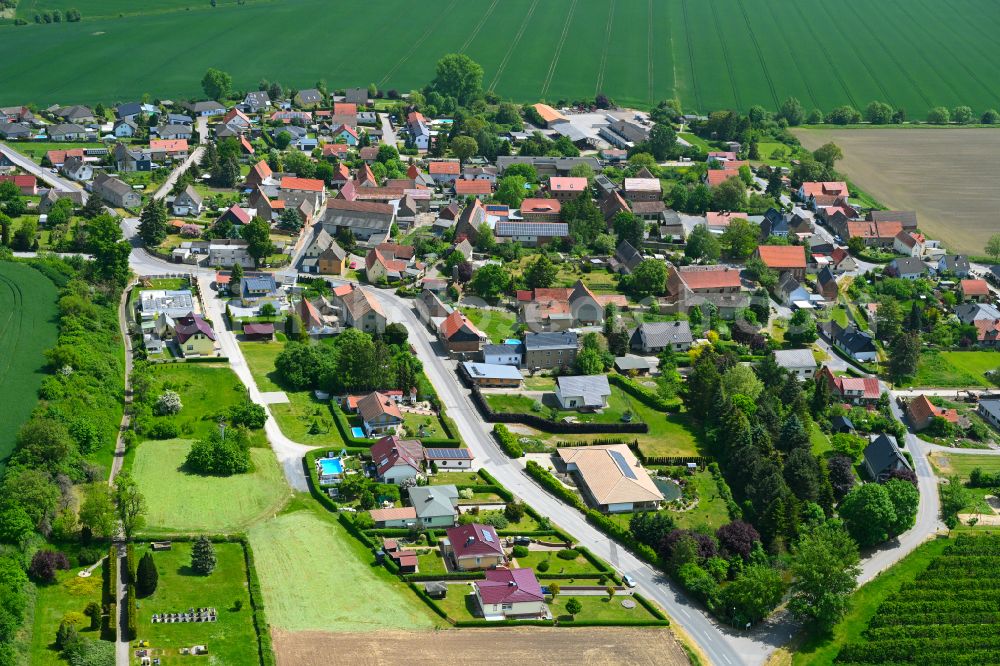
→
(402, 411, 446, 439)
(667, 470, 733, 531)
(143, 277, 190, 291)
(914, 351, 999, 388)
(29, 564, 106, 666)
(549, 595, 660, 623)
(147, 363, 264, 445)
(929, 451, 1000, 514)
(428, 471, 484, 486)
(415, 551, 447, 575)
(460, 307, 519, 344)
(131, 541, 260, 666)
(132, 439, 289, 533)
(247, 504, 438, 632)
(513, 550, 604, 575)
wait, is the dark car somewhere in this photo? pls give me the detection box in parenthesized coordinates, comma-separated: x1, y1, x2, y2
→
(512, 536, 531, 546)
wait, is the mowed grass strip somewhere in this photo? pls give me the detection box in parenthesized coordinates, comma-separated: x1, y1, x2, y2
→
(132, 438, 289, 532)
(247, 506, 438, 632)
(133, 541, 260, 666)
(0, 262, 58, 466)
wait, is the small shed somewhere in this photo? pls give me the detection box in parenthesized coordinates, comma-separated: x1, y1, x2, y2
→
(614, 356, 652, 376)
(831, 415, 855, 434)
(424, 582, 448, 599)
(243, 322, 275, 341)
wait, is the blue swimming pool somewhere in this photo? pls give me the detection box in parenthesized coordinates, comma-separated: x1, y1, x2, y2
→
(351, 427, 365, 438)
(318, 458, 344, 475)
(503, 338, 521, 346)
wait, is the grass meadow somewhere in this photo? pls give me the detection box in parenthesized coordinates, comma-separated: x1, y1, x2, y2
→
(1, 0, 997, 111)
(131, 541, 260, 666)
(132, 438, 289, 533)
(0, 262, 58, 468)
(246, 503, 438, 632)
(29, 564, 106, 665)
(913, 350, 999, 388)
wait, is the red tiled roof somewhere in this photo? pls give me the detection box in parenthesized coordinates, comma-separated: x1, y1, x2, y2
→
(174, 313, 216, 344)
(334, 124, 358, 139)
(439, 310, 483, 341)
(454, 179, 492, 195)
(476, 568, 544, 605)
(371, 436, 424, 477)
(370, 507, 417, 523)
(520, 198, 561, 214)
(705, 211, 747, 228)
(908, 394, 959, 424)
(45, 148, 84, 165)
(333, 102, 357, 115)
(677, 266, 742, 290)
(706, 169, 740, 187)
(322, 143, 350, 157)
(428, 161, 460, 175)
(150, 139, 188, 152)
(446, 523, 504, 559)
(757, 245, 806, 269)
(223, 108, 252, 125)
(243, 323, 274, 335)
(357, 391, 402, 423)
(0, 174, 36, 188)
(250, 159, 272, 181)
(239, 136, 254, 154)
(549, 176, 587, 192)
(222, 204, 251, 225)
(281, 176, 324, 192)
(800, 181, 849, 198)
(961, 279, 990, 296)
(532, 103, 565, 124)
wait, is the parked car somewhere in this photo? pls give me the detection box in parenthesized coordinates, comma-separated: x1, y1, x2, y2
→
(512, 536, 532, 546)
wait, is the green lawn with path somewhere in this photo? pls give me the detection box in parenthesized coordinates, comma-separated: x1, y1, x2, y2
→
(132, 439, 289, 533)
(513, 550, 603, 575)
(131, 541, 260, 666)
(29, 563, 106, 666)
(549, 595, 660, 622)
(247, 503, 438, 632)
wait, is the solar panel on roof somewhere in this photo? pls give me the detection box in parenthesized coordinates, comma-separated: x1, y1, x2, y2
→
(482, 528, 494, 543)
(609, 450, 637, 480)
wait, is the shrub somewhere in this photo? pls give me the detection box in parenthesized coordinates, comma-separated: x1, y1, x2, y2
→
(493, 424, 524, 457)
(504, 500, 526, 523)
(229, 401, 267, 429)
(147, 420, 180, 439)
(512, 545, 529, 559)
(30, 550, 70, 583)
(479, 512, 509, 530)
(154, 390, 182, 416)
(191, 537, 216, 575)
(537, 559, 551, 572)
(565, 598, 582, 617)
(458, 488, 474, 500)
(557, 548, 578, 560)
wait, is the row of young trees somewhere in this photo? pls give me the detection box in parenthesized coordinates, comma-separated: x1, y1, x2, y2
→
(768, 97, 1000, 127)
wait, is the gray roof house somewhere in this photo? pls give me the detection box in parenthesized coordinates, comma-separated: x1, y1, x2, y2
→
(629, 321, 693, 354)
(53, 105, 95, 123)
(938, 255, 971, 277)
(826, 321, 878, 363)
(185, 100, 226, 117)
(886, 257, 927, 280)
(0, 122, 31, 139)
(955, 302, 1000, 324)
(556, 375, 612, 410)
(773, 348, 818, 380)
(863, 433, 910, 482)
(294, 88, 324, 108)
(407, 484, 459, 528)
(345, 87, 369, 105)
(48, 123, 87, 141)
(92, 172, 141, 209)
(172, 185, 203, 217)
(977, 399, 1000, 431)
(242, 90, 271, 111)
(613, 240, 643, 275)
(522, 331, 578, 370)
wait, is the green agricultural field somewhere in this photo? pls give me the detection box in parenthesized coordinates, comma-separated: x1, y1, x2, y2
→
(0, 262, 58, 467)
(29, 563, 107, 666)
(132, 439, 289, 532)
(1, 0, 997, 112)
(247, 505, 438, 632)
(132, 541, 260, 665)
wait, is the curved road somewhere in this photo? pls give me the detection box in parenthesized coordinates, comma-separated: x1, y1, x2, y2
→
(122, 233, 948, 666)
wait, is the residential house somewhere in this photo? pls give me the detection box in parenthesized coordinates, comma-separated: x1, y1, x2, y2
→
(960, 279, 990, 302)
(112, 143, 151, 172)
(357, 391, 405, 437)
(826, 321, 878, 363)
(408, 484, 459, 528)
(332, 124, 359, 146)
(831, 416, 856, 434)
(242, 90, 271, 112)
(496, 156, 601, 179)
(58, 156, 92, 182)
(756, 245, 807, 280)
(483, 342, 523, 367)
(138, 290, 194, 324)
(886, 257, 927, 280)
(761, 207, 813, 239)
(295, 296, 339, 337)
(556, 375, 611, 410)
(907, 395, 959, 432)
(600, 190, 630, 223)
(243, 323, 274, 341)
(245, 160, 276, 189)
(149, 139, 188, 161)
(665, 265, 747, 317)
(216, 204, 252, 229)
(369, 507, 417, 529)
(415, 289, 453, 327)
(438, 310, 487, 355)
(817, 266, 838, 300)
(442, 523, 506, 570)
(829, 247, 858, 274)
(39, 189, 84, 213)
(52, 105, 95, 123)
(112, 118, 138, 138)
(428, 160, 460, 184)
(869, 210, 918, 232)
(239, 273, 281, 308)
(407, 111, 431, 151)
(623, 176, 661, 203)
(473, 568, 546, 620)
(345, 87, 369, 105)
(92, 173, 141, 208)
(321, 199, 395, 246)
(454, 179, 492, 199)
(522, 331, 578, 370)
(939, 255, 972, 278)
(48, 123, 88, 141)
(518, 281, 609, 330)
(318, 242, 347, 275)
(612, 240, 643, 275)
(893, 231, 925, 257)
(557, 444, 663, 513)
(629, 321, 693, 354)
(208, 238, 254, 269)
(517, 199, 562, 225)
(818, 366, 882, 405)
(460, 361, 522, 388)
(333, 284, 387, 333)
(705, 168, 741, 188)
(844, 220, 902, 248)
(977, 399, 1000, 431)
(174, 313, 216, 357)
(184, 101, 226, 117)
(600, 117, 650, 148)
(172, 185, 203, 216)
(773, 349, 818, 380)
(371, 436, 425, 485)
(777, 274, 813, 308)
(863, 433, 911, 482)
(425, 447, 474, 471)
(365, 244, 424, 283)
(955, 302, 1000, 324)
(222, 108, 252, 132)
(294, 88, 324, 108)
(0, 174, 37, 196)
(0, 105, 33, 123)
(548, 176, 588, 202)
(461, 165, 498, 183)
(798, 181, 849, 204)
(706, 211, 747, 234)
(167, 113, 194, 126)
(0, 122, 31, 140)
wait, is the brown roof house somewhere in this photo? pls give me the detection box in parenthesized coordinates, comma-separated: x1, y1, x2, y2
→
(907, 395, 959, 432)
(756, 245, 807, 280)
(371, 435, 425, 485)
(442, 523, 506, 571)
(557, 444, 664, 513)
(356, 391, 405, 437)
(437, 310, 487, 356)
(473, 568, 546, 620)
(517, 281, 607, 331)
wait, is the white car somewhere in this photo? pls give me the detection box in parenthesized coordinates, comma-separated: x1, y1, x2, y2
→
(622, 574, 637, 588)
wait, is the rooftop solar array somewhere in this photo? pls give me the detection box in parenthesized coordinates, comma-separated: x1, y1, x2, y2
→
(609, 449, 637, 480)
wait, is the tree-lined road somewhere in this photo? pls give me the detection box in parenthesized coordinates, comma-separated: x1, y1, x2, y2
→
(0, 142, 88, 199)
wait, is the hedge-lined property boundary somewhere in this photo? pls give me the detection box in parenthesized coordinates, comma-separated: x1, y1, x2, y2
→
(330, 403, 463, 447)
(608, 374, 681, 413)
(471, 386, 648, 434)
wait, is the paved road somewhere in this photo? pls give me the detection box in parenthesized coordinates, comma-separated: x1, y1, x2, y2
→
(152, 145, 205, 200)
(111, 286, 133, 666)
(378, 113, 397, 147)
(0, 141, 88, 199)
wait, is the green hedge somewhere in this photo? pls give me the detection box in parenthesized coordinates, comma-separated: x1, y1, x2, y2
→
(407, 582, 451, 621)
(125, 544, 136, 584)
(104, 602, 117, 642)
(102, 546, 115, 606)
(402, 572, 485, 582)
(331, 402, 462, 447)
(609, 373, 680, 413)
(525, 460, 586, 512)
(634, 593, 668, 621)
(708, 462, 742, 520)
(493, 423, 524, 457)
(242, 537, 276, 666)
(125, 583, 137, 640)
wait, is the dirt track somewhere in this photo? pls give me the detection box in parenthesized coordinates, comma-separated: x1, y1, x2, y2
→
(273, 627, 689, 666)
(793, 128, 1000, 255)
